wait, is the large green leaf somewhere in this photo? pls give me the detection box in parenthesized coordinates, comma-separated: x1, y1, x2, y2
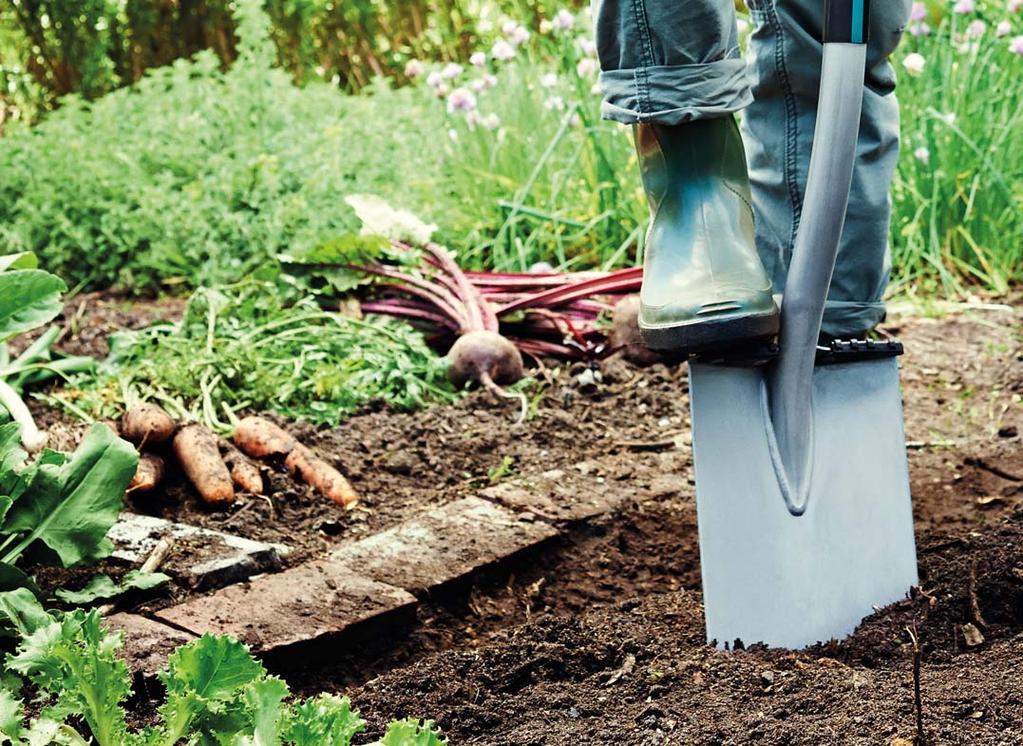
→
(0, 252, 38, 272)
(0, 588, 51, 637)
(2, 424, 138, 567)
(0, 269, 66, 341)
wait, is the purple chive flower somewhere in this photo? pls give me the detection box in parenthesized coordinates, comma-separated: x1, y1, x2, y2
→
(426, 71, 444, 89)
(470, 52, 486, 67)
(509, 25, 531, 46)
(404, 59, 424, 77)
(913, 147, 930, 165)
(544, 96, 566, 111)
(441, 63, 463, 80)
(501, 20, 518, 35)
(541, 72, 558, 88)
(954, 0, 975, 13)
(996, 20, 1012, 36)
(966, 19, 986, 37)
(1010, 34, 1023, 53)
(576, 58, 599, 76)
(482, 113, 501, 130)
(447, 87, 477, 113)
(1010, 0, 1023, 12)
(910, 21, 932, 35)
(578, 37, 597, 56)
(491, 39, 516, 61)
(552, 9, 576, 31)
(910, 1, 927, 21)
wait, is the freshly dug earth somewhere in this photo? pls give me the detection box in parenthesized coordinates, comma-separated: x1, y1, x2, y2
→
(32, 295, 1023, 743)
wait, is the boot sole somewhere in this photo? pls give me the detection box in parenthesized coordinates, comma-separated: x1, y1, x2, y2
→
(639, 308, 780, 354)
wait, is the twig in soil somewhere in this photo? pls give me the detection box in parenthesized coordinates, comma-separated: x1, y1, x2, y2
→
(905, 439, 958, 450)
(906, 624, 926, 745)
(98, 536, 176, 617)
(613, 433, 684, 451)
(968, 559, 989, 632)
(964, 456, 1023, 483)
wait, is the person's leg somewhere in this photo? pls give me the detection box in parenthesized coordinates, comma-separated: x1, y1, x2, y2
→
(593, 0, 779, 353)
(593, 0, 751, 124)
(743, 0, 912, 337)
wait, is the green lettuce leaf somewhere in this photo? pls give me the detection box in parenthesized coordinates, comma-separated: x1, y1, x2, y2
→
(377, 719, 447, 746)
(283, 694, 366, 746)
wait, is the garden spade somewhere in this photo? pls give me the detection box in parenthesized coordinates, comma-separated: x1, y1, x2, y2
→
(688, 0, 918, 649)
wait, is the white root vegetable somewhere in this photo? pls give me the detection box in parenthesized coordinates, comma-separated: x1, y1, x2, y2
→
(0, 379, 47, 451)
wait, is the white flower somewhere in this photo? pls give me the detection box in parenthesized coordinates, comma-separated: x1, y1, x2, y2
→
(541, 72, 558, 88)
(447, 87, 477, 113)
(966, 19, 986, 38)
(539, 19, 553, 34)
(501, 20, 518, 35)
(941, 111, 957, 125)
(482, 113, 501, 130)
(544, 95, 566, 111)
(902, 52, 926, 75)
(426, 71, 443, 88)
(492, 39, 516, 61)
(576, 58, 599, 77)
(509, 25, 531, 46)
(404, 59, 424, 77)
(1011, 0, 1023, 13)
(996, 20, 1013, 36)
(1011, 34, 1023, 53)
(578, 37, 597, 56)
(470, 51, 486, 67)
(441, 62, 463, 80)
(953, 0, 975, 12)
(913, 146, 930, 164)
(345, 194, 437, 245)
(957, 41, 979, 54)
(552, 9, 575, 31)
(482, 73, 498, 89)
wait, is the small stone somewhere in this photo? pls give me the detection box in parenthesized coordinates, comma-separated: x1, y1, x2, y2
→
(997, 425, 1018, 438)
(961, 622, 985, 647)
(760, 670, 775, 686)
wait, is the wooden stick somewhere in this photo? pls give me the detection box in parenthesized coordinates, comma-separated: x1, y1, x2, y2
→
(98, 537, 175, 616)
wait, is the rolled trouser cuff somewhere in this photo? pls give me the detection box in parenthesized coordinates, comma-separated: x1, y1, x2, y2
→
(821, 299, 887, 337)
(599, 58, 753, 125)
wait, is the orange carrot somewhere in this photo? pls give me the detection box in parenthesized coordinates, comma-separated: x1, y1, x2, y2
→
(121, 403, 176, 448)
(218, 437, 265, 495)
(128, 453, 165, 493)
(173, 424, 235, 506)
(285, 444, 359, 509)
(233, 416, 296, 459)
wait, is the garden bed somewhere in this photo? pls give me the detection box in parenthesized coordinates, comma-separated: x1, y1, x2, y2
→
(30, 294, 1023, 744)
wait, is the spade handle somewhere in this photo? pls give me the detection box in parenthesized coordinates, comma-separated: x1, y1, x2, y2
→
(767, 0, 870, 515)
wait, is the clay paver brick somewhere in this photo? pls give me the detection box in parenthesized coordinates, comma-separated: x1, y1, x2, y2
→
(108, 512, 290, 590)
(152, 560, 416, 653)
(480, 468, 629, 522)
(104, 613, 196, 679)
(330, 496, 558, 595)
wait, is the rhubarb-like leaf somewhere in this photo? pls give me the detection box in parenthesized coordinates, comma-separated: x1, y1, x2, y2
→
(55, 570, 170, 605)
(0, 252, 39, 272)
(283, 694, 366, 746)
(2, 423, 138, 567)
(0, 269, 66, 341)
(0, 588, 51, 636)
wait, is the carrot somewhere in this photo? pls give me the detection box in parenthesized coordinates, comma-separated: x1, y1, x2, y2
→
(173, 424, 235, 506)
(233, 416, 296, 459)
(285, 444, 359, 509)
(128, 453, 165, 493)
(217, 437, 265, 495)
(121, 403, 176, 448)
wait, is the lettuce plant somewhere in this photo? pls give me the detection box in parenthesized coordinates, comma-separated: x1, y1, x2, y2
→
(0, 589, 446, 745)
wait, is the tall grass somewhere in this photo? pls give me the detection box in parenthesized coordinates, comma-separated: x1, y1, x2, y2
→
(890, 4, 1023, 297)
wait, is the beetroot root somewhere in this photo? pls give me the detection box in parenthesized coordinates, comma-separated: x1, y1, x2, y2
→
(609, 295, 666, 367)
(447, 330, 524, 389)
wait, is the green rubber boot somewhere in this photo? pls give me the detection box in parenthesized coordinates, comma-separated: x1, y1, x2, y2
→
(635, 116, 779, 353)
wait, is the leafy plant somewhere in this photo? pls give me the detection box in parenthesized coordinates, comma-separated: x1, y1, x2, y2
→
(0, 589, 447, 745)
(0, 252, 95, 452)
(0, 421, 138, 596)
(49, 281, 456, 430)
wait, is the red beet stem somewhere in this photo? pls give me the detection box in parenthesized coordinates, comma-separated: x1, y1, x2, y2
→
(496, 269, 642, 315)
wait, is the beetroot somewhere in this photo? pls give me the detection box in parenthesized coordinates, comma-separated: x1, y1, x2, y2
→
(447, 331, 524, 389)
(610, 295, 666, 367)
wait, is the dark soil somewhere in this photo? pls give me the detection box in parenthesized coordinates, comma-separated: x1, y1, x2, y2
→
(23, 294, 1023, 743)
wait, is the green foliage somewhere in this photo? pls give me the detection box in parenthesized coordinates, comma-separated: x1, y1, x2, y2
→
(0, 591, 448, 745)
(0, 421, 137, 595)
(54, 570, 169, 605)
(890, 3, 1023, 296)
(50, 282, 456, 430)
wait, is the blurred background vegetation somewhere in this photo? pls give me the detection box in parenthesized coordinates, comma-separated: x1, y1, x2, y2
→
(0, 0, 1019, 301)
(0, 0, 582, 120)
